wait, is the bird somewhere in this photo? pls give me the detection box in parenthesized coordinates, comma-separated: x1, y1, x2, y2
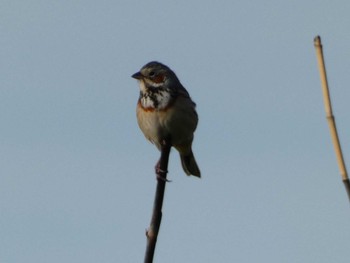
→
(132, 61, 201, 178)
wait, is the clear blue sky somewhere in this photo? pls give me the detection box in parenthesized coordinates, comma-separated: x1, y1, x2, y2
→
(1, 1, 350, 262)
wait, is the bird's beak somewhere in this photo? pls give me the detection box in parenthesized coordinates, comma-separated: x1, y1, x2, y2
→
(131, 71, 143, 80)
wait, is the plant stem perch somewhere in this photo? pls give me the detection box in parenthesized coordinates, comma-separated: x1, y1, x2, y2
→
(144, 140, 171, 263)
(314, 35, 350, 203)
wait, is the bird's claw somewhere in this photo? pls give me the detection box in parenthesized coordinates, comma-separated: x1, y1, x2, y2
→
(156, 173, 172, 182)
(155, 163, 171, 182)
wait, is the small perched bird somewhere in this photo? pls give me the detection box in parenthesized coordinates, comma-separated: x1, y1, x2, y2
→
(132, 61, 201, 177)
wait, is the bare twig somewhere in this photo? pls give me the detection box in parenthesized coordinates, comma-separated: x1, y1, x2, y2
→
(144, 141, 171, 263)
(314, 35, 350, 203)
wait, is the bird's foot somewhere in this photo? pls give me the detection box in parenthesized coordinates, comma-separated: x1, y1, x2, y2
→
(155, 161, 171, 182)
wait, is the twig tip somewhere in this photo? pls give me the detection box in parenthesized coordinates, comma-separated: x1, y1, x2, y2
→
(314, 35, 322, 46)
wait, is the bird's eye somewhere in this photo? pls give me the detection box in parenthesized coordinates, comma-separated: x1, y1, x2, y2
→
(149, 71, 155, 77)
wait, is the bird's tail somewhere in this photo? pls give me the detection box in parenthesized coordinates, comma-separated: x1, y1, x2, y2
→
(180, 151, 201, 177)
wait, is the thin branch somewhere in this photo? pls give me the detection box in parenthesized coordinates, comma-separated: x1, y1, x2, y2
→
(314, 35, 350, 203)
(144, 141, 171, 263)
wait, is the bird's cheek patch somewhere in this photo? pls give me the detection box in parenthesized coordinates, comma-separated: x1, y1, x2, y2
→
(153, 74, 165, 84)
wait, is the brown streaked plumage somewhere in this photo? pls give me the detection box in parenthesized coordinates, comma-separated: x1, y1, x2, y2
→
(132, 61, 201, 177)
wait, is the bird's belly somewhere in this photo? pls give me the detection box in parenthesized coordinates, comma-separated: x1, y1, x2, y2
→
(137, 107, 166, 149)
(137, 102, 196, 150)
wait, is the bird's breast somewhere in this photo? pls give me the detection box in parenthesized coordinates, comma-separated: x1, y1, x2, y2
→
(139, 89, 173, 111)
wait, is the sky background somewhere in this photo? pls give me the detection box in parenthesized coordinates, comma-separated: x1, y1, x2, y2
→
(1, 0, 350, 262)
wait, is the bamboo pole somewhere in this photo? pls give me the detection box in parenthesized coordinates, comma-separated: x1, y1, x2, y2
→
(314, 35, 350, 203)
(144, 141, 171, 263)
